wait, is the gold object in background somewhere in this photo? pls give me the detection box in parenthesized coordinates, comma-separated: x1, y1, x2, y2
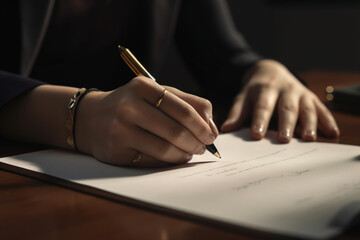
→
(326, 85, 334, 94)
(326, 85, 334, 101)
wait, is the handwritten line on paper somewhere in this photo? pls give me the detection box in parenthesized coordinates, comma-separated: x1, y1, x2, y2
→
(179, 148, 317, 178)
(178, 149, 287, 178)
(232, 168, 315, 192)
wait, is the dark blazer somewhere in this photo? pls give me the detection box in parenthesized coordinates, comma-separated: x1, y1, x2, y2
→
(0, 0, 261, 109)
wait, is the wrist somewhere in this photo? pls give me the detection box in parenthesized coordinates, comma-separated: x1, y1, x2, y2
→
(74, 89, 105, 155)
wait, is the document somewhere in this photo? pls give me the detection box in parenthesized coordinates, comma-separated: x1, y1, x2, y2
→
(1, 129, 360, 239)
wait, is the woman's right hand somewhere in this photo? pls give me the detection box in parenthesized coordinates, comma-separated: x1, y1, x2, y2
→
(75, 76, 218, 167)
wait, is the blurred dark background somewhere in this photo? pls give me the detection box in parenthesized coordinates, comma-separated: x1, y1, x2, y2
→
(2, 1, 359, 93)
(160, 0, 360, 93)
(227, 0, 360, 71)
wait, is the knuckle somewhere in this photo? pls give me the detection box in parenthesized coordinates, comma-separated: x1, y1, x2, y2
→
(178, 105, 194, 122)
(249, 84, 276, 102)
(280, 102, 297, 113)
(157, 142, 173, 160)
(117, 97, 138, 120)
(200, 98, 212, 111)
(256, 100, 272, 110)
(260, 81, 273, 90)
(251, 81, 273, 93)
(301, 104, 314, 114)
(128, 77, 141, 89)
(128, 76, 150, 91)
(168, 125, 186, 142)
(283, 82, 296, 91)
(156, 141, 189, 163)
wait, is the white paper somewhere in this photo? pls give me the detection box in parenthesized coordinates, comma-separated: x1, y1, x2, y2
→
(2, 129, 360, 239)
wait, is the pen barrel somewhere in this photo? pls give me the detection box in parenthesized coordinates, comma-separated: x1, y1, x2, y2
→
(118, 45, 155, 81)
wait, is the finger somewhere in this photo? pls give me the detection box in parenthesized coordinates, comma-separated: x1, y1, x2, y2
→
(96, 139, 172, 168)
(164, 86, 218, 136)
(299, 95, 317, 141)
(124, 98, 206, 155)
(125, 149, 176, 168)
(221, 92, 250, 133)
(314, 99, 340, 137)
(130, 77, 215, 145)
(164, 87, 212, 120)
(105, 147, 176, 168)
(128, 126, 193, 164)
(250, 88, 278, 140)
(277, 92, 300, 143)
(156, 91, 215, 145)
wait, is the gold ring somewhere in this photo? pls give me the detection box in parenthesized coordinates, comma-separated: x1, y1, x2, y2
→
(155, 89, 167, 108)
(132, 152, 142, 163)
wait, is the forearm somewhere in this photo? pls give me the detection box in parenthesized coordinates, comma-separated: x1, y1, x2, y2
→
(0, 84, 79, 149)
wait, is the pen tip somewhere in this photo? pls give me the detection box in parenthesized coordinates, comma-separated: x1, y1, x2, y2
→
(214, 152, 221, 159)
(118, 45, 126, 51)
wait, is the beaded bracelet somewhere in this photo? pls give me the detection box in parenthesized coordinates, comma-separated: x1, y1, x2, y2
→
(66, 88, 99, 151)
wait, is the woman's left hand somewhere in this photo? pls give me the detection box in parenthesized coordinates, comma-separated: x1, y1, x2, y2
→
(221, 59, 340, 142)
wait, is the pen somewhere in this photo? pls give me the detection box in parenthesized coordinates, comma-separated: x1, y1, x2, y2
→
(118, 45, 221, 159)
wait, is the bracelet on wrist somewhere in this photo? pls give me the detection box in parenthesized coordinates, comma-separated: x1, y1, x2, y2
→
(66, 88, 99, 151)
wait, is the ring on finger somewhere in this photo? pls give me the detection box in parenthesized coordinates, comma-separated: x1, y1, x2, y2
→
(155, 89, 167, 108)
(132, 152, 142, 163)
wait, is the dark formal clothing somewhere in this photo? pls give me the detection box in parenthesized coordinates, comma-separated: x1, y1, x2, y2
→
(0, 0, 261, 109)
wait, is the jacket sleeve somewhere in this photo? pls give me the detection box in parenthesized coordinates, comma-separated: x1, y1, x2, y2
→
(174, 0, 263, 101)
(0, 70, 44, 109)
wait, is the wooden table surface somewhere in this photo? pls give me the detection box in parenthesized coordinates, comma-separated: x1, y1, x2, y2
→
(1, 71, 359, 240)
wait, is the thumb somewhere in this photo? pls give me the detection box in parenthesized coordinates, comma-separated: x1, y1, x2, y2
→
(221, 93, 249, 133)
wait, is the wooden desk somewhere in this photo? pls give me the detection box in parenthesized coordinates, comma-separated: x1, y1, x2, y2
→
(1, 71, 359, 240)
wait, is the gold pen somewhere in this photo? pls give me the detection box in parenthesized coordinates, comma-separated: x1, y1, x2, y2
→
(118, 45, 221, 158)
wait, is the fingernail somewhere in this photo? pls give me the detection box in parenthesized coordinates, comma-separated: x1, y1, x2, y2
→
(304, 129, 316, 140)
(186, 154, 193, 160)
(253, 124, 264, 134)
(280, 128, 291, 140)
(196, 145, 206, 155)
(306, 129, 316, 136)
(209, 118, 219, 137)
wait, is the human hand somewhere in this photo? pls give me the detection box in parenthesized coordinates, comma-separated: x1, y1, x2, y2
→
(221, 59, 340, 142)
(75, 76, 218, 167)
